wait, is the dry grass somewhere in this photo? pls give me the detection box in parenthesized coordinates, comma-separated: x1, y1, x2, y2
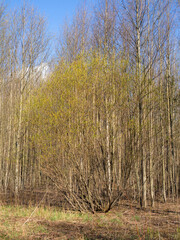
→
(0, 200, 179, 239)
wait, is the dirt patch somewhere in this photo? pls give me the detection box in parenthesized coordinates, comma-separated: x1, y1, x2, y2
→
(29, 220, 136, 240)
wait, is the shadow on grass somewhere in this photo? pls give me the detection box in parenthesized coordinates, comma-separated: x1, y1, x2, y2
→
(39, 221, 136, 240)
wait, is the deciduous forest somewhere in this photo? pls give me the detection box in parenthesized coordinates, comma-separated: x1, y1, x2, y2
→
(0, 0, 179, 239)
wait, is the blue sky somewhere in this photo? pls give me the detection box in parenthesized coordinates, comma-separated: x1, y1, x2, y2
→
(6, 0, 93, 37)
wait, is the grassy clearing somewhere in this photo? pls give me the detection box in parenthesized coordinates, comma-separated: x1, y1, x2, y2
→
(0, 201, 179, 239)
(0, 205, 97, 239)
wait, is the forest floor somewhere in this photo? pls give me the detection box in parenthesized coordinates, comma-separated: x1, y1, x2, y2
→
(0, 200, 179, 240)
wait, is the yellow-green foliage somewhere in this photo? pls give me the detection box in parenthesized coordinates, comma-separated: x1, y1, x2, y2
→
(28, 52, 126, 162)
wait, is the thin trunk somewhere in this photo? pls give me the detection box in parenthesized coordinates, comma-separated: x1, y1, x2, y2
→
(15, 84, 23, 198)
(136, 0, 146, 208)
(166, 5, 175, 200)
(0, 77, 3, 191)
(158, 11, 166, 202)
(15, 7, 25, 199)
(5, 77, 13, 194)
(148, 0, 154, 207)
(106, 98, 111, 196)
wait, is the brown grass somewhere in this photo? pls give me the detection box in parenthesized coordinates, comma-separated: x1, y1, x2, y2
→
(0, 199, 179, 239)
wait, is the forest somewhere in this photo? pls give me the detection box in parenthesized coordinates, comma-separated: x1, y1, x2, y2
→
(0, 0, 179, 238)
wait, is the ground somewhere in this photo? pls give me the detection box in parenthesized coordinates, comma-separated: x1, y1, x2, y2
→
(0, 200, 179, 239)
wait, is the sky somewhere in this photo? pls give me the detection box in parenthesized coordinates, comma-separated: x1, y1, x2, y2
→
(6, 0, 93, 37)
